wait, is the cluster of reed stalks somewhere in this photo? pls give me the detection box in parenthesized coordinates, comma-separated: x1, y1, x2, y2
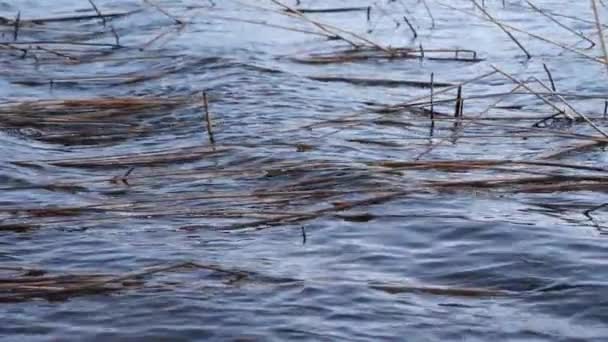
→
(2, 0, 608, 302)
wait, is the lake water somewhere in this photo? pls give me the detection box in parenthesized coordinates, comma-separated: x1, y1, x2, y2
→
(1, 0, 608, 340)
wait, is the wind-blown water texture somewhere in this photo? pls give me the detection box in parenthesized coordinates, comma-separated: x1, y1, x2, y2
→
(1, 0, 608, 341)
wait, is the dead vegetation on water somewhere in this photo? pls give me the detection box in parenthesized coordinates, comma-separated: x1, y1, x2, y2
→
(2, 0, 608, 302)
(3, 261, 516, 303)
(0, 262, 260, 303)
(0, 97, 190, 145)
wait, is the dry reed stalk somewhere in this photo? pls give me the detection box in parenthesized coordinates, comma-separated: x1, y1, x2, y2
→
(492, 65, 608, 138)
(591, 0, 608, 72)
(293, 69, 499, 136)
(271, 0, 391, 53)
(0, 187, 369, 216)
(490, 67, 570, 117)
(307, 75, 454, 88)
(537, 140, 608, 159)
(227, 191, 407, 231)
(439, 1, 607, 65)
(526, 75, 586, 125)
(525, 0, 596, 48)
(464, 120, 608, 142)
(4, 1, 608, 245)
(370, 283, 509, 297)
(387, 70, 499, 112)
(470, 0, 531, 58)
(269, 0, 358, 47)
(375, 159, 608, 173)
(498, 21, 604, 63)
(428, 174, 608, 190)
(292, 47, 481, 65)
(403, 90, 608, 107)
(14, 146, 230, 168)
(415, 83, 524, 160)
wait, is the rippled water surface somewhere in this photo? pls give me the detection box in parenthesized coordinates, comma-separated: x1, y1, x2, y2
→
(1, 0, 608, 340)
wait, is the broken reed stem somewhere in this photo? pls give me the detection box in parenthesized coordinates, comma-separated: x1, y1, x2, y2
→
(202, 91, 215, 144)
(591, 0, 608, 73)
(403, 15, 418, 39)
(470, 0, 532, 59)
(501, 20, 601, 63)
(542, 63, 557, 92)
